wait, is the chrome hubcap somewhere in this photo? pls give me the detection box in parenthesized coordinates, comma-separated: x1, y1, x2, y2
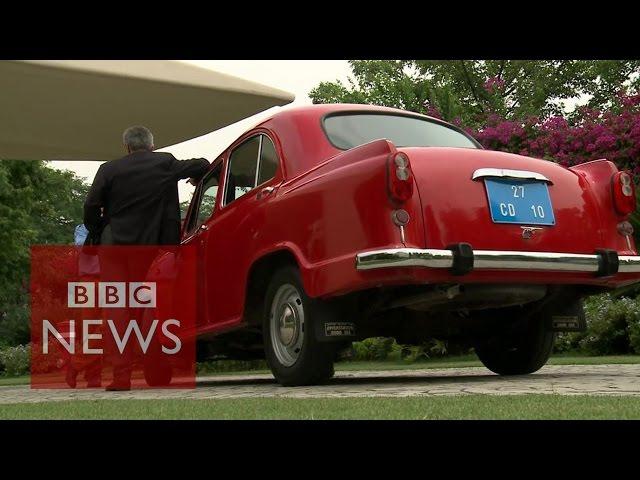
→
(270, 284, 304, 367)
(278, 303, 299, 346)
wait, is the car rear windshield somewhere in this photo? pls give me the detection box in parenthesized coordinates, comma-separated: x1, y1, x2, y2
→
(323, 113, 479, 150)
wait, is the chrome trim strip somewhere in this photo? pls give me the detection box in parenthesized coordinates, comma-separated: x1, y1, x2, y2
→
(254, 134, 264, 187)
(618, 256, 640, 273)
(355, 248, 620, 273)
(473, 250, 598, 272)
(355, 248, 454, 270)
(472, 168, 552, 184)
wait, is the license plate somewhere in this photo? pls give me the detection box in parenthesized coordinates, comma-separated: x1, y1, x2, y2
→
(484, 178, 555, 226)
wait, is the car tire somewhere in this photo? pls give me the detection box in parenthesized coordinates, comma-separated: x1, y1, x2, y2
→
(473, 312, 555, 376)
(263, 265, 336, 386)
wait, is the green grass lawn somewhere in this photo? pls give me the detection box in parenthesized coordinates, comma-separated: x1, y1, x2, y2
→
(0, 375, 30, 387)
(2, 354, 639, 420)
(2, 395, 640, 419)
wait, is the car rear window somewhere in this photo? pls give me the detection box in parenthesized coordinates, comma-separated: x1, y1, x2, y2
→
(323, 113, 479, 150)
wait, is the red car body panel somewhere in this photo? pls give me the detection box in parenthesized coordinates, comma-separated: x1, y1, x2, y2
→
(179, 104, 640, 337)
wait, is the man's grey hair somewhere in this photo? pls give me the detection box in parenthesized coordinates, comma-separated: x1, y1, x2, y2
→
(123, 125, 154, 151)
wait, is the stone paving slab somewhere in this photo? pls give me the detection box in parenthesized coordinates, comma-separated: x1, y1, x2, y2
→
(1, 364, 639, 404)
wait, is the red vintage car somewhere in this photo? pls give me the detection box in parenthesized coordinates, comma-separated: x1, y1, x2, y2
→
(180, 103, 640, 386)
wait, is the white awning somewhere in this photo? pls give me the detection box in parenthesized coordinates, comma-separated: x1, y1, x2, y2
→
(0, 60, 294, 161)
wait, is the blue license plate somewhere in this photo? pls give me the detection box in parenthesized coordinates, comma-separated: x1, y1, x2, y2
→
(484, 178, 555, 226)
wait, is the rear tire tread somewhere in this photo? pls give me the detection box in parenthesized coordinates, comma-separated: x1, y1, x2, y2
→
(474, 314, 555, 376)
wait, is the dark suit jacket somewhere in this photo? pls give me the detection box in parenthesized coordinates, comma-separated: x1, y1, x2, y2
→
(83, 151, 209, 245)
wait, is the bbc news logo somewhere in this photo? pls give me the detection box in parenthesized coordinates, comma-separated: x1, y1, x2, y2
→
(30, 245, 197, 389)
(68, 282, 156, 308)
(43, 282, 180, 355)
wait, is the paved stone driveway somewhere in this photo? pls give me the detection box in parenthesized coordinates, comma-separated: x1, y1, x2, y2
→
(1, 364, 640, 404)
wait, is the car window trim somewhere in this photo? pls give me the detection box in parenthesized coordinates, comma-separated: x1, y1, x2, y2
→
(222, 134, 261, 208)
(256, 134, 279, 188)
(184, 162, 222, 238)
(221, 132, 281, 208)
(254, 134, 264, 187)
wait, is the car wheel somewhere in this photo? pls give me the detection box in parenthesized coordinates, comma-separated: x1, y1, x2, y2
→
(473, 312, 555, 376)
(263, 265, 335, 386)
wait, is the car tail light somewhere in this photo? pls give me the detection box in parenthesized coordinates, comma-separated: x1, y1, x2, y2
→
(612, 171, 636, 215)
(387, 152, 414, 203)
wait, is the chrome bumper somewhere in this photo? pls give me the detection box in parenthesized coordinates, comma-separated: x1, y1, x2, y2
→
(355, 248, 640, 275)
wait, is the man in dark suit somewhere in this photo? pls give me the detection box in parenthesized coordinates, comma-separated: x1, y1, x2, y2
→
(84, 125, 209, 245)
(83, 125, 209, 390)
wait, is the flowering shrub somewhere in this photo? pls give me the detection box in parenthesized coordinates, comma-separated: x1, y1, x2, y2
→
(555, 294, 640, 355)
(630, 316, 640, 354)
(349, 337, 473, 363)
(0, 344, 30, 377)
(466, 93, 640, 177)
(351, 337, 396, 361)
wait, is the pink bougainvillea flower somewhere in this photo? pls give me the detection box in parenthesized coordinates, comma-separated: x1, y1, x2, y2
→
(469, 93, 640, 181)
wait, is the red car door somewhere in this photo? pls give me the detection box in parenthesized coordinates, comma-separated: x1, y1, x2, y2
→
(181, 159, 224, 329)
(198, 132, 283, 333)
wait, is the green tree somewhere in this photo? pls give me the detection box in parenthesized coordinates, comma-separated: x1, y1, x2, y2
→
(0, 160, 88, 346)
(310, 60, 640, 127)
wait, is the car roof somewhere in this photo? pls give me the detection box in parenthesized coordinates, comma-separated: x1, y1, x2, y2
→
(239, 103, 471, 179)
(254, 103, 439, 127)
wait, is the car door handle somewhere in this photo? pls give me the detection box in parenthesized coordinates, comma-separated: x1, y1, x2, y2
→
(258, 186, 275, 199)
